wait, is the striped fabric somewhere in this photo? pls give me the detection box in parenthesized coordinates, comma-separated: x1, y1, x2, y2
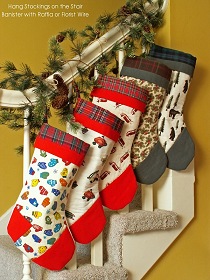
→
(123, 56, 172, 80)
(96, 75, 148, 103)
(38, 123, 89, 154)
(74, 98, 124, 134)
(149, 44, 196, 67)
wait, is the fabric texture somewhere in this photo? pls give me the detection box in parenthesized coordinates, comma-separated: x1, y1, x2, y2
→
(91, 75, 148, 210)
(148, 44, 196, 170)
(66, 98, 124, 244)
(7, 123, 89, 270)
(120, 56, 172, 184)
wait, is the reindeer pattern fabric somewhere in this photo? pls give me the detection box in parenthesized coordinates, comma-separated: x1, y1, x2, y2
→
(148, 44, 196, 170)
(158, 70, 191, 152)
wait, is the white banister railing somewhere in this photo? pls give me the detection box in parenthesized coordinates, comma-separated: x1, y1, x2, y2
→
(0, 14, 131, 107)
(0, 0, 169, 108)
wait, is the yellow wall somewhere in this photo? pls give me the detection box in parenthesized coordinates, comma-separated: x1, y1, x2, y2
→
(0, 1, 209, 279)
(143, 0, 210, 279)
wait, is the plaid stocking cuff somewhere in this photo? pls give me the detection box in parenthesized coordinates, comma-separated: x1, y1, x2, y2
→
(148, 44, 197, 76)
(121, 56, 172, 89)
(35, 123, 90, 166)
(92, 75, 148, 112)
(74, 98, 124, 142)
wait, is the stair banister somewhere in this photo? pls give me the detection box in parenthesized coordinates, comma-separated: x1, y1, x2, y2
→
(0, 0, 168, 108)
(0, 19, 131, 107)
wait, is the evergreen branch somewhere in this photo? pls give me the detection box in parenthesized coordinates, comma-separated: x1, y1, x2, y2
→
(49, 37, 65, 57)
(0, 0, 166, 153)
(70, 41, 85, 57)
(2, 61, 17, 73)
(45, 55, 64, 73)
(15, 145, 24, 155)
(67, 115, 81, 134)
(95, 12, 115, 33)
(20, 63, 34, 77)
(66, 29, 78, 41)
(0, 77, 12, 88)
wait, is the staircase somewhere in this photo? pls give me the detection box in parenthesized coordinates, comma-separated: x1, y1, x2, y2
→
(0, 1, 195, 278)
(0, 190, 179, 280)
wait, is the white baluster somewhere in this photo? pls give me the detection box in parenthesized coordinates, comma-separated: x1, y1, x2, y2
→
(91, 233, 103, 266)
(65, 251, 77, 270)
(22, 108, 33, 280)
(94, 68, 99, 79)
(23, 108, 30, 179)
(22, 254, 33, 280)
(119, 205, 129, 214)
(118, 44, 129, 216)
(88, 68, 104, 267)
(153, 168, 172, 210)
(118, 43, 125, 75)
(141, 184, 154, 211)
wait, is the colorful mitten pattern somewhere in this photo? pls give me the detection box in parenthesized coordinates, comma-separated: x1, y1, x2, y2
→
(7, 124, 89, 270)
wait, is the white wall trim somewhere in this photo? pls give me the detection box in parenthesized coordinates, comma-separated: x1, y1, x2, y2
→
(0, 205, 13, 235)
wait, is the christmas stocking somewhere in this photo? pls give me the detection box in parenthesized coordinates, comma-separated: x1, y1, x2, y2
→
(65, 98, 124, 244)
(120, 56, 172, 184)
(148, 44, 197, 170)
(91, 75, 148, 210)
(7, 123, 89, 270)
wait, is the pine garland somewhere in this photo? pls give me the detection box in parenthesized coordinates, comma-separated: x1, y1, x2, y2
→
(0, 0, 165, 152)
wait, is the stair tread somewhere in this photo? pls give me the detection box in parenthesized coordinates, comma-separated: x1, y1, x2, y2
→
(109, 208, 178, 233)
(0, 209, 178, 279)
(104, 209, 178, 265)
(0, 235, 127, 280)
(44, 263, 128, 280)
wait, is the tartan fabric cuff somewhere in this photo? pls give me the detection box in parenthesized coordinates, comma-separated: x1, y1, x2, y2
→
(121, 57, 172, 89)
(35, 123, 89, 166)
(74, 98, 124, 142)
(91, 75, 148, 112)
(96, 75, 148, 102)
(149, 44, 196, 67)
(148, 44, 196, 76)
(122, 57, 172, 80)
